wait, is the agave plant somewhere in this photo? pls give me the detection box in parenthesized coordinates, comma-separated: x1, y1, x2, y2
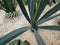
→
(48, 0, 60, 6)
(0, 0, 17, 18)
(9, 40, 21, 45)
(47, 0, 56, 6)
(0, 0, 60, 45)
(22, 0, 57, 5)
(9, 40, 30, 45)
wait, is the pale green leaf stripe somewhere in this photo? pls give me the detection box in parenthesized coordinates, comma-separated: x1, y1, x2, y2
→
(12, 0, 16, 8)
(17, 0, 31, 24)
(0, 1, 4, 8)
(34, 0, 47, 22)
(27, 0, 36, 21)
(38, 14, 60, 25)
(39, 3, 60, 21)
(0, 1, 6, 10)
(38, 26, 60, 31)
(33, 0, 42, 21)
(0, 26, 31, 45)
(34, 30, 45, 45)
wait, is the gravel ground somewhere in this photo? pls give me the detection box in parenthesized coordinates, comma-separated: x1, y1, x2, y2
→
(0, 4, 60, 45)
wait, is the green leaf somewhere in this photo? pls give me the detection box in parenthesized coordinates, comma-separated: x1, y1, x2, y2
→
(8, 0, 16, 12)
(33, 0, 47, 23)
(37, 14, 60, 25)
(12, 0, 17, 8)
(2, 0, 12, 12)
(7, 0, 14, 12)
(0, 26, 31, 45)
(0, 1, 5, 9)
(27, 0, 36, 22)
(20, 40, 30, 45)
(9, 40, 21, 45)
(0, 0, 10, 12)
(38, 26, 60, 31)
(0, 0, 16, 13)
(55, 0, 60, 3)
(47, 0, 53, 6)
(39, 3, 60, 21)
(17, 0, 31, 24)
(34, 30, 45, 45)
(23, 0, 28, 5)
(0, 1, 4, 7)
